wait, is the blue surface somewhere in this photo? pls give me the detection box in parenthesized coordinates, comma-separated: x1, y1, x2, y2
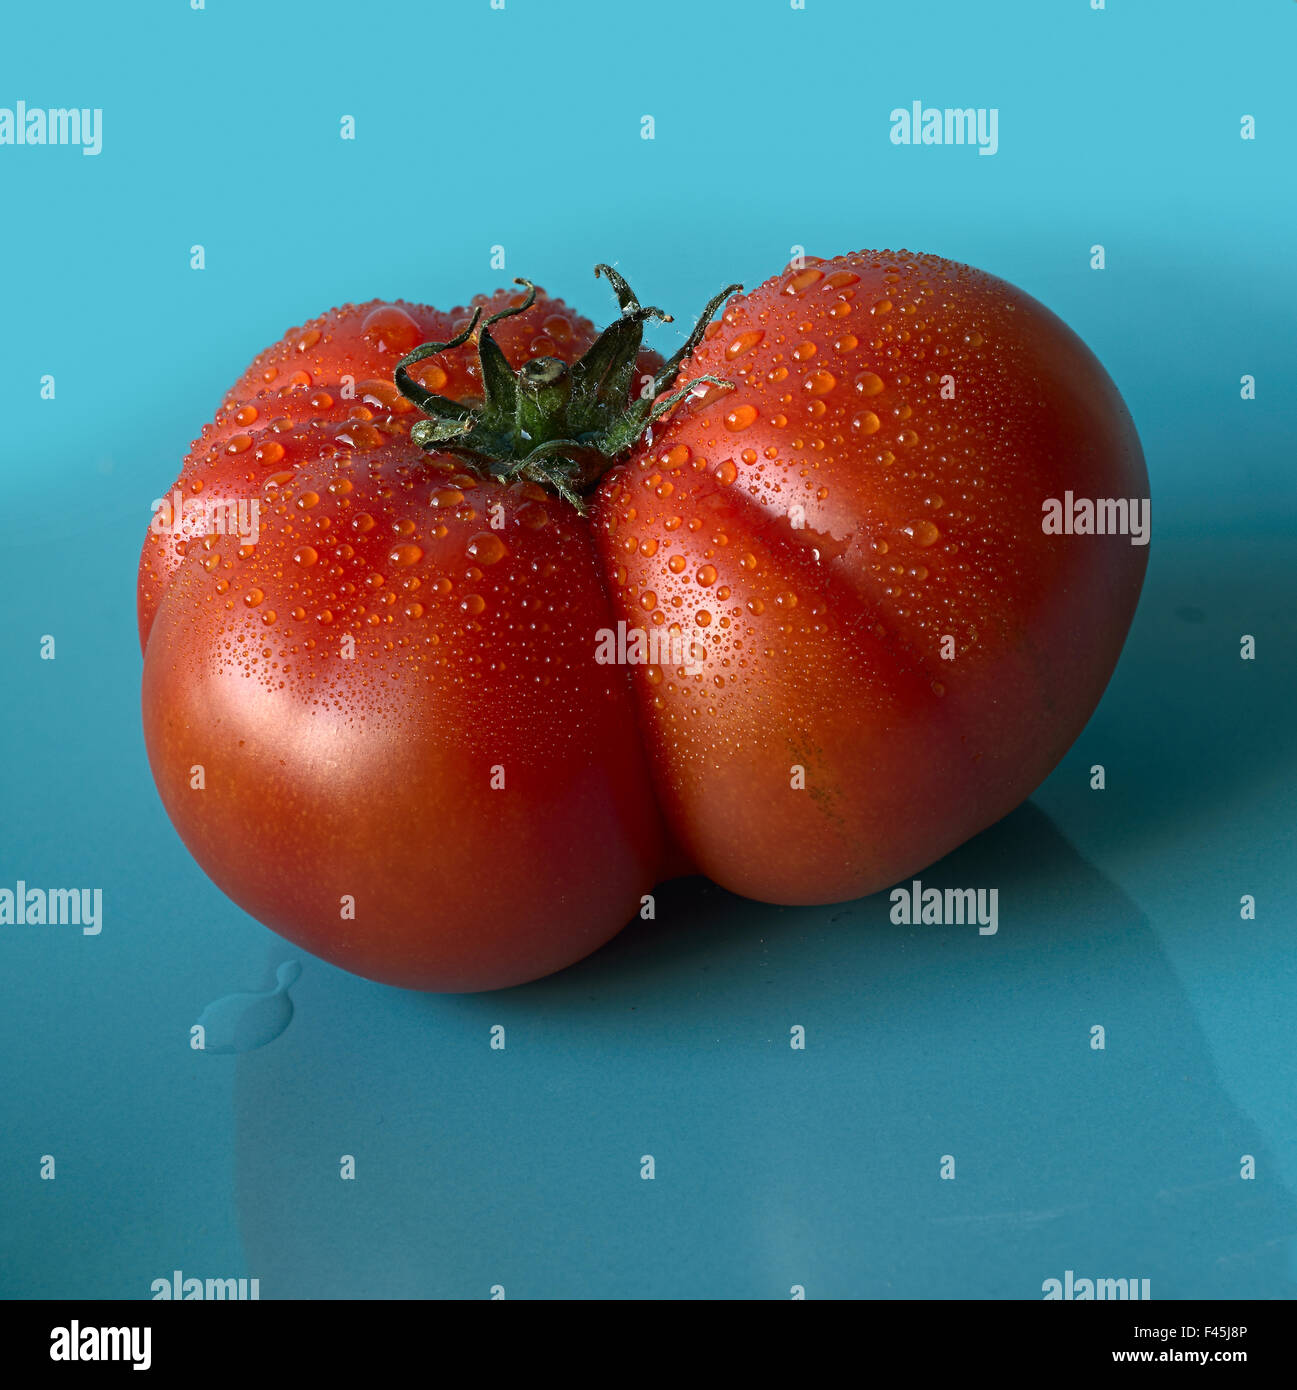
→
(1, 0, 1294, 1299)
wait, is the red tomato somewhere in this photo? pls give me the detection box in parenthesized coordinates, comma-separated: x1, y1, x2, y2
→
(140, 253, 1146, 990)
(595, 252, 1148, 906)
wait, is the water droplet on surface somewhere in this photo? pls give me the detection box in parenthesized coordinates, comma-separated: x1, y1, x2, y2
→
(724, 404, 758, 431)
(905, 520, 941, 548)
(785, 268, 824, 294)
(467, 532, 508, 565)
(725, 330, 764, 360)
(804, 370, 837, 396)
(854, 371, 885, 396)
(362, 304, 422, 355)
(389, 543, 423, 567)
(196, 960, 302, 1055)
(292, 546, 318, 567)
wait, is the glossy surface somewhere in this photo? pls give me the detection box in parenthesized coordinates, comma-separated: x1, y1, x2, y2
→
(601, 251, 1148, 902)
(140, 255, 1147, 988)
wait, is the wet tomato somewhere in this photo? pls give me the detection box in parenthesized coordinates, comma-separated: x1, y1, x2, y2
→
(140, 253, 1146, 990)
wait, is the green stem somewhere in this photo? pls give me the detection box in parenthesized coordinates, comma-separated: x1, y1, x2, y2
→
(392, 270, 741, 513)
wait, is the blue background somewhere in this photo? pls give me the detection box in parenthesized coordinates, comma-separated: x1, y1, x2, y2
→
(1, 0, 1294, 1298)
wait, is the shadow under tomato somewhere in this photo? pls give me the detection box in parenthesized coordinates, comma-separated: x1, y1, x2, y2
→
(232, 799, 1297, 1297)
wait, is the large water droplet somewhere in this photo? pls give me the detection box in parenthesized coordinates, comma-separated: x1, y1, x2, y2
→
(196, 960, 302, 1055)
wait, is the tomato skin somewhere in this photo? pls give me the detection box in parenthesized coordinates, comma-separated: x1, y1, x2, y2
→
(137, 291, 662, 649)
(141, 253, 1148, 989)
(140, 290, 666, 991)
(593, 251, 1147, 904)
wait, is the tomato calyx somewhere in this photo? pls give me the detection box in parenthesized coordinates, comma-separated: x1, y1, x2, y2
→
(393, 265, 742, 512)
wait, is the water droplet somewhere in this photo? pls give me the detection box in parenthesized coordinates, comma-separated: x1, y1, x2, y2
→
(724, 404, 758, 431)
(517, 502, 549, 529)
(389, 543, 424, 567)
(467, 532, 508, 565)
(292, 546, 318, 567)
(725, 330, 764, 360)
(243, 587, 264, 607)
(905, 520, 941, 548)
(336, 422, 382, 450)
(716, 459, 738, 485)
(460, 593, 485, 615)
(785, 268, 824, 294)
(195, 960, 302, 1055)
(235, 405, 259, 425)
(414, 361, 448, 391)
(431, 488, 465, 508)
(362, 304, 422, 355)
(226, 434, 253, 454)
(803, 370, 837, 396)
(854, 371, 885, 396)
(696, 565, 717, 587)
